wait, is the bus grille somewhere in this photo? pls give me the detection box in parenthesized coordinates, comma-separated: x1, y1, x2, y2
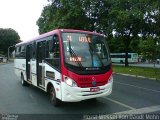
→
(78, 77, 107, 88)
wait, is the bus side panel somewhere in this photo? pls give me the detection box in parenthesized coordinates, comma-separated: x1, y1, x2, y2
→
(44, 64, 62, 100)
(111, 53, 138, 63)
(14, 59, 26, 80)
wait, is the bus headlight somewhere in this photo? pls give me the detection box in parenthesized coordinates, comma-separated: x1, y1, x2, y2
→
(64, 76, 77, 87)
(108, 75, 113, 83)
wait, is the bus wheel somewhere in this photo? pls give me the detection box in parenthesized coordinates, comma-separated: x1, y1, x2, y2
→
(120, 60, 124, 64)
(21, 74, 27, 86)
(50, 86, 60, 107)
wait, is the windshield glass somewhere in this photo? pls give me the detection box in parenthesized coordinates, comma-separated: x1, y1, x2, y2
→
(62, 32, 110, 68)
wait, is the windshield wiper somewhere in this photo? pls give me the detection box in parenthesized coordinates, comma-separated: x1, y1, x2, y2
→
(68, 40, 83, 67)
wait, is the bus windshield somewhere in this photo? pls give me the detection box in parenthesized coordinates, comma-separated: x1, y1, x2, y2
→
(62, 32, 110, 69)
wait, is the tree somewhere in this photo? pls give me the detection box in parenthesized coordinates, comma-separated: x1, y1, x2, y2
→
(107, 0, 146, 66)
(139, 0, 160, 62)
(107, 0, 160, 66)
(37, 0, 160, 67)
(139, 37, 160, 61)
(37, 0, 112, 34)
(108, 36, 141, 54)
(37, 0, 89, 34)
(0, 28, 20, 55)
(107, 37, 125, 53)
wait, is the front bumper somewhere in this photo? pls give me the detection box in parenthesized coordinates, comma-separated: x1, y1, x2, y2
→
(61, 77, 113, 102)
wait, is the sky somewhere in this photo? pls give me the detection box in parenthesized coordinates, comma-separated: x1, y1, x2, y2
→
(0, 0, 48, 41)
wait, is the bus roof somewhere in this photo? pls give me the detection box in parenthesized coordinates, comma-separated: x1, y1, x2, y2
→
(15, 29, 104, 46)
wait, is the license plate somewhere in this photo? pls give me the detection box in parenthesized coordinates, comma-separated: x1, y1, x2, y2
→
(90, 87, 100, 92)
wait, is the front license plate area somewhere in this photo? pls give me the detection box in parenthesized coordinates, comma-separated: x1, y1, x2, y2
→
(90, 87, 100, 92)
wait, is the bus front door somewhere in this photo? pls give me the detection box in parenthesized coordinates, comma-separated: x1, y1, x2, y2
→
(37, 41, 46, 87)
(26, 45, 32, 81)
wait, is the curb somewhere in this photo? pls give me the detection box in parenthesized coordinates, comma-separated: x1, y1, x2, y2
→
(0, 63, 6, 65)
(113, 72, 160, 81)
(0, 62, 11, 65)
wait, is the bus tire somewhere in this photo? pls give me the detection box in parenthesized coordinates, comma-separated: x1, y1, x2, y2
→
(50, 86, 61, 107)
(120, 60, 124, 64)
(21, 73, 28, 86)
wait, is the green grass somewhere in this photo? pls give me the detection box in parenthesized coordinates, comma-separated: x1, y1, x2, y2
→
(112, 65, 160, 80)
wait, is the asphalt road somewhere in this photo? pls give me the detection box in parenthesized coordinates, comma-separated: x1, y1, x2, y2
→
(0, 63, 160, 120)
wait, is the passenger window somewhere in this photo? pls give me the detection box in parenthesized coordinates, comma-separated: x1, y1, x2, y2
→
(32, 42, 36, 59)
(30, 44, 33, 58)
(19, 46, 21, 52)
(15, 46, 26, 58)
(20, 46, 26, 57)
(45, 35, 60, 70)
(53, 35, 60, 58)
(47, 40, 54, 59)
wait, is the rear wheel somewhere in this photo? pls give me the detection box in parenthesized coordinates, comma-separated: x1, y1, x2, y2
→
(50, 86, 61, 107)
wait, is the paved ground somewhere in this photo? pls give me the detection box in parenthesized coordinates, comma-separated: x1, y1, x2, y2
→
(0, 63, 160, 120)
